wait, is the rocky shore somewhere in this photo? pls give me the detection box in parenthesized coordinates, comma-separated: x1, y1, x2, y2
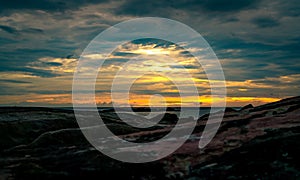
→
(0, 97, 299, 179)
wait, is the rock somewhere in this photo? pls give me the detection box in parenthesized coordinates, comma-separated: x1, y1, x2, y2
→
(225, 107, 238, 113)
(240, 104, 254, 111)
(0, 96, 300, 179)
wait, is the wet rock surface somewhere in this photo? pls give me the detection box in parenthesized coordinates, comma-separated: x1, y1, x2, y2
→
(0, 97, 300, 179)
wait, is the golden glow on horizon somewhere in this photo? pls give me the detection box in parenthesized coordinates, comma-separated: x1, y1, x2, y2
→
(0, 93, 282, 107)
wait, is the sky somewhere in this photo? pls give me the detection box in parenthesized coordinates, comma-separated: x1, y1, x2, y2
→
(0, 0, 299, 107)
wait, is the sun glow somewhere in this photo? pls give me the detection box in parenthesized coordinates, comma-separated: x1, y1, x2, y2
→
(0, 39, 290, 107)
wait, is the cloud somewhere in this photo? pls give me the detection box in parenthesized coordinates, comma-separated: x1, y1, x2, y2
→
(0, 0, 110, 13)
(0, 25, 18, 34)
(115, 0, 260, 16)
(191, 0, 259, 12)
(0, 24, 43, 35)
(251, 17, 280, 28)
(0, 0, 299, 106)
(0, 93, 72, 106)
(26, 57, 77, 76)
(0, 79, 31, 84)
(0, 0, 66, 12)
(22, 28, 44, 33)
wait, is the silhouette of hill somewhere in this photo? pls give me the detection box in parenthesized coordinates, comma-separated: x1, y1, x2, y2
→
(0, 97, 299, 179)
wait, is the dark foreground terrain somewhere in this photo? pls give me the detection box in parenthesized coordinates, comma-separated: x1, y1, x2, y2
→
(0, 97, 300, 179)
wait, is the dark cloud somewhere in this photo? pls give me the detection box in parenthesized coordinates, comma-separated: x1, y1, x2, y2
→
(131, 89, 180, 97)
(273, 0, 300, 17)
(23, 28, 44, 34)
(44, 62, 62, 66)
(0, 66, 58, 78)
(170, 65, 200, 69)
(0, 37, 16, 44)
(0, 0, 66, 12)
(224, 17, 239, 23)
(208, 35, 300, 81)
(0, 87, 70, 96)
(131, 38, 173, 47)
(0, 0, 108, 13)
(251, 17, 280, 28)
(0, 47, 71, 75)
(0, 24, 44, 35)
(0, 25, 18, 34)
(116, 0, 260, 16)
(0, 79, 31, 84)
(193, 0, 259, 12)
(32, 90, 71, 94)
(112, 52, 135, 57)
